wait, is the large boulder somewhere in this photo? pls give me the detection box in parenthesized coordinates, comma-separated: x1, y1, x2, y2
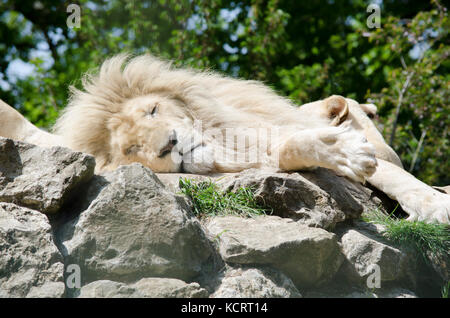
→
(0, 203, 65, 298)
(338, 226, 417, 288)
(0, 137, 95, 214)
(206, 215, 343, 288)
(56, 163, 214, 287)
(334, 220, 444, 296)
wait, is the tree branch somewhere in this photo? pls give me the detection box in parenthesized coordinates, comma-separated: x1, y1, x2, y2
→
(389, 69, 415, 146)
(42, 29, 59, 63)
(409, 128, 427, 173)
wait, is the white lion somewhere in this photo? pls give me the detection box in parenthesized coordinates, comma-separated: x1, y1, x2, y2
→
(0, 54, 448, 223)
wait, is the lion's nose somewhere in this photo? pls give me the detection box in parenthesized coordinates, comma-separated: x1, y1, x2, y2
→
(158, 130, 178, 158)
(169, 130, 178, 146)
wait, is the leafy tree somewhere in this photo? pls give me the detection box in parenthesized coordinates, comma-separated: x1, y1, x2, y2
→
(0, 0, 448, 185)
(366, 4, 449, 185)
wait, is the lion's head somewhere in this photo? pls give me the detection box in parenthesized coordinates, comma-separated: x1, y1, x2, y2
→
(106, 94, 216, 174)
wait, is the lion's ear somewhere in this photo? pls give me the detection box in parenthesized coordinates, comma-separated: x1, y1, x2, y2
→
(325, 95, 349, 126)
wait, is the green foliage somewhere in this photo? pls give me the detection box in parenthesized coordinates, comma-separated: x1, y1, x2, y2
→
(178, 178, 270, 219)
(366, 5, 450, 185)
(442, 281, 449, 298)
(0, 0, 448, 184)
(362, 209, 450, 264)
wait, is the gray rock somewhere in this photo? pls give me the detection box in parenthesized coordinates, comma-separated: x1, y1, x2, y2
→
(57, 163, 214, 286)
(338, 223, 417, 288)
(26, 282, 66, 298)
(132, 278, 209, 298)
(0, 203, 65, 298)
(206, 215, 343, 288)
(0, 137, 95, 214)
(299, 167, 391, 216)
(78, 278, 208, 298)
(78, 280, 137, 298)
(211, 267, 302, 298)
(305, 287, 417, 298)
(425, 251, 450, 283)
(217, 169, 352, 229)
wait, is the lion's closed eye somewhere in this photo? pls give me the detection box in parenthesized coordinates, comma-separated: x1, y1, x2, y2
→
(144, 103, 159, 118)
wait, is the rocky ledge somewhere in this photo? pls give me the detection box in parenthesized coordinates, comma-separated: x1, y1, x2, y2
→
(0, 137, 447, 298)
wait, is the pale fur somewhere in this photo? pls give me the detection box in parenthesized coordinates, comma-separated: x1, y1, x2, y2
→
(0, 53, 448, 223)
(0, 99, 62, 147)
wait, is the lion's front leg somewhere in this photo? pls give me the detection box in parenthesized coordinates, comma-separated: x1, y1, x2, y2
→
(277, 125, 377, 183)
(368, 159, 450, 224)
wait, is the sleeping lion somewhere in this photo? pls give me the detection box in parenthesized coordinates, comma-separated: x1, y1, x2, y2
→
(0, 54, 449, 223)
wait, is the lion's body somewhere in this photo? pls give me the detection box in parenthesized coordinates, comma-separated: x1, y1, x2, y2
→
(0, 54, 448, 223)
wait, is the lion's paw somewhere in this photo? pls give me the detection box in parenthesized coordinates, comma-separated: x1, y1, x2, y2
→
(320, 126, 377, 183)
(402, 190, 450, 224)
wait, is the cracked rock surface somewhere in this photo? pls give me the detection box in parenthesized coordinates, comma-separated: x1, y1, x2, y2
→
(0, 139, 444, 298)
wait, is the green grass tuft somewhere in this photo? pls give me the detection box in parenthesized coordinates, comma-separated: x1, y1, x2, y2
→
(178, 177, 270, 219)
(362, 208, 449, 262)
(363, 209, 450, 298)
(442, 281, 450, 298)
